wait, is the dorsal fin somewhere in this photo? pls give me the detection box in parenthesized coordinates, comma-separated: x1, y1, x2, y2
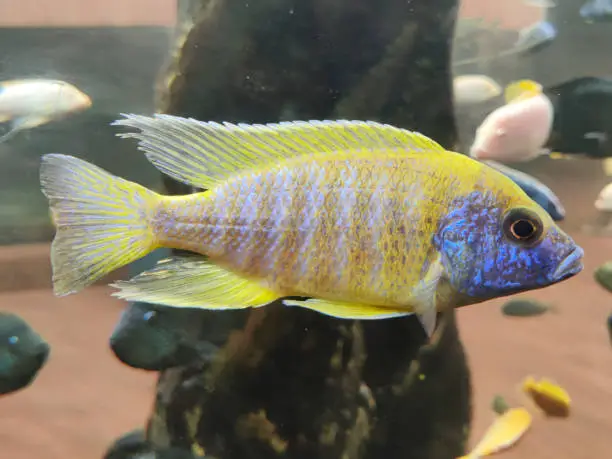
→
(112, 114, 446, 189)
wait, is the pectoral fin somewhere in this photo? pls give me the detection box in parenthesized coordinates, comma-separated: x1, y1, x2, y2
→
(15, 115, 49, 130)
(0, 116, 49, 144)
(410, 257, 445, 338)
(111, 255, 280, 309)
(416, 308, 437, 338)
(282, 298, 412, 320)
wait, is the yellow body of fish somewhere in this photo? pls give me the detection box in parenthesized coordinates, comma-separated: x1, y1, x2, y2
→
(156, 149, 503, 306)
(522, 376, 571, 417)
(458, 407, 532, 458)
(39, 115, 583, 337)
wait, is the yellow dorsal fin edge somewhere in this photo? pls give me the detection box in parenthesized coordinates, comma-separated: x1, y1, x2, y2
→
(112, 114, 446, 189)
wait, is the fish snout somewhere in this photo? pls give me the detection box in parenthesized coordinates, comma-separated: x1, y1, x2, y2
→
(551, 246, 584, 281)
(75, 90, 92, 110)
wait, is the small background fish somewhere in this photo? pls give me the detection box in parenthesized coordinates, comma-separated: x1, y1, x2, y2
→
(521, 376, 571, 417)
(581, 0, 612, 22)
(109, 301, 242, 371)
(104, 429, 201, 459)
(0, 312, 50, 395)
(515, 21, 557, 54)
(483, 160, 565, 221)
(470, 80, 554, 163)
(594, 182, 612, 211)
(453, 75, 502, 105)
(0, 79, 91, 143)
(458, 407, 532, 458)
(545, 77, 612, 160)
(524, 0, 556, 7)
(607, 312, 612, 346)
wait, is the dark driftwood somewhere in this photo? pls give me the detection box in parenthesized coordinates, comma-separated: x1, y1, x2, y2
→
(146, 1, 471, 458)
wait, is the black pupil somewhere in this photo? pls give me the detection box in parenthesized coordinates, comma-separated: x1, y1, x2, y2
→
(513, 219, 535, 239)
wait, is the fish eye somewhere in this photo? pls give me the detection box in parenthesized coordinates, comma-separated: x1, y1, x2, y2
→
(8, 336, 18, 345)
(143, 311, 156, 322)
(502, 208, 543, 246)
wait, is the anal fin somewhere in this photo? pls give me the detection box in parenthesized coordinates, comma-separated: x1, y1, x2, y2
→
(111, 255, 280, 309)
(282, 298, 412, 320)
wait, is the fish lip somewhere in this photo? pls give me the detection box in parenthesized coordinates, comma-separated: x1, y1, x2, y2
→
(552, 246, 584, 281)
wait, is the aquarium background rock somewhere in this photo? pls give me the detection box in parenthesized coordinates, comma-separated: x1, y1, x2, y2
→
(141, 1, 472, 459)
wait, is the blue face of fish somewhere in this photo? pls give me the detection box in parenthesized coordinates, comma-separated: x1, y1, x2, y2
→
(434, 191, 583, 300)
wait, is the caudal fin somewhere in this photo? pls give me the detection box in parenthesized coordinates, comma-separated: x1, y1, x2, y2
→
(40, 154, 161, 296)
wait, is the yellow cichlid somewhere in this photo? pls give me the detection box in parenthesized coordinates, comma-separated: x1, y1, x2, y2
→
(521, 375, 571, 417)
(457, 407, 532, 458)
(39, 115, 584, 337)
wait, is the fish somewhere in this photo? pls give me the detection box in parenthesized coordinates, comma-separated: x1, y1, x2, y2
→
(580, 0, 612, 22)
(607, 312, 612, 346)
(521, 375, 571, 417)
(515, 21, 557, 53)
(603, 158, 612, 176)
(104, 429, 202, 459)
(457, 407, 532, 458)
(0, 78, 91, 143)
(501, 298, 556, 317)
(524, 0, 556, 7)
(453, 75, 502, 106)
(595, 182, 612, 211)
(545, 77, 612, 159)
(104, 429, 148, 459)
(39, 114, 584, 339)
(469, 80, 555, 163)
(483, 160, 565, 221)
(110, 301, 222, 371)
(0, 312, 50, 395)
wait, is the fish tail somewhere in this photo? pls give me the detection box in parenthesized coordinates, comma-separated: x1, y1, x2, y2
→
(40, 154, 161, 296)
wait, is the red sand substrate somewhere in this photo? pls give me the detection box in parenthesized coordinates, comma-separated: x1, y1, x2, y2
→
(0, 288, 156, 459)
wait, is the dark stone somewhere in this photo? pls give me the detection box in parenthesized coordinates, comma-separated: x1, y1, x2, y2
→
(145, 1, 471, 458)
(594, 261, 612, 293)
(501, 298, 552, 317)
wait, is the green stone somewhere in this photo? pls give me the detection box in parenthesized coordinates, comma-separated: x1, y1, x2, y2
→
(594, 262, 612, 293)
(491, 395, 509, 415)
(501, 298, 551, 317)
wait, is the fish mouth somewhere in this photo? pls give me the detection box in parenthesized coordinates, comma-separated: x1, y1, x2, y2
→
(552, 246, 584, 281)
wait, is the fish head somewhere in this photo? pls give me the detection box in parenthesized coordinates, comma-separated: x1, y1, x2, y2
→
(595, 183, 612, 211)
(434, 189, 583, 302)
(48, 81, 92, 114)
